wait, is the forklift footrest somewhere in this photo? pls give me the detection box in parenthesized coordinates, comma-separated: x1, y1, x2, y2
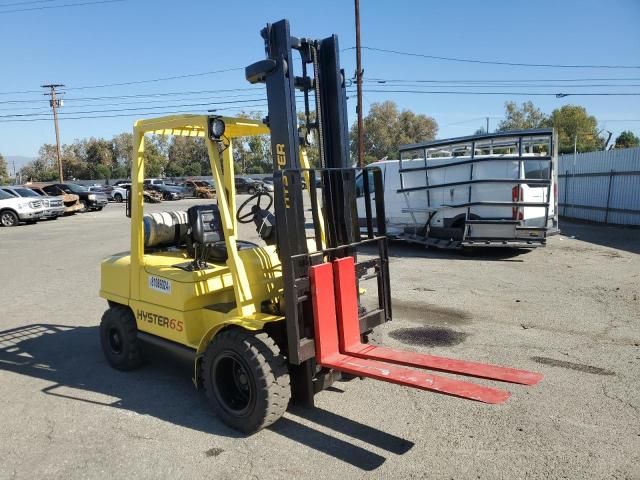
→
(332, 257, 543, 386)
(309, 261, 510, 404)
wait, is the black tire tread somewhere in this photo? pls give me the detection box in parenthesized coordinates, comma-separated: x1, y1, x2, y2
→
(203, 328, 290, 433)
(100, 305, 142, 371)
(0, 209, 19, 227)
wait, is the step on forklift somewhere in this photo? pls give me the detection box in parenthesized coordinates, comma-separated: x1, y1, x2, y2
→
(99, 19, 542, 434)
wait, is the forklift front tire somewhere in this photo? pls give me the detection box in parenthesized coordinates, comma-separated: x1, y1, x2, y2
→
(100, 305, 142, 371)
(202, 329, 290, 434)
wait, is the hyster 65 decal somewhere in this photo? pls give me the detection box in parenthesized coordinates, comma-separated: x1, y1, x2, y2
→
(136, 310, 184, 332)
(148, 275, 171, 294)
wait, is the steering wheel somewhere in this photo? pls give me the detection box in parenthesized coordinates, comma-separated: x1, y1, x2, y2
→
(236, 191, 274, 224)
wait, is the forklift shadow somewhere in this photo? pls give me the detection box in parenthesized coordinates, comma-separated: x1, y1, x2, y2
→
(270, 406, 414, 470)
(0, 323, 412, 470)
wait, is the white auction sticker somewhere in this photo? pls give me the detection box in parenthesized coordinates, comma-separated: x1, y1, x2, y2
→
(148, 275, 172, 294)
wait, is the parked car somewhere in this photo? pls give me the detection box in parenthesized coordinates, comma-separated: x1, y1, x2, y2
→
(146, 184, 185, 201)
(117, 183, 163, 203)
(262, 176, 307, 190)
(96, 185, 128, 202)
(40, 183, 108, 212)
(0, 186, 65, 220)
(180, 179, 215, 198)
(0, 189, 45, 226)
(144, 178, 166, 186)
(234, 176, 264, 194)
(27, 184, 83, 214)
(109, 186, 128, 203)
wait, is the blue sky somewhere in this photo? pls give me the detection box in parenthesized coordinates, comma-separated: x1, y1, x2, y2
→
(1, 0, 639, 159)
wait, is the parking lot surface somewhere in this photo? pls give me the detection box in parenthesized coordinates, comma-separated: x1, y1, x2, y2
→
(1, 200, 639, 480)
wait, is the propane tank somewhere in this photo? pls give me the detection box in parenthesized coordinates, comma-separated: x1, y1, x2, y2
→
(143, 211, 189, 247)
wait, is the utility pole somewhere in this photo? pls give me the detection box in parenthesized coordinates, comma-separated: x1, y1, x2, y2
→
(486, 117, 490, 134)
(354, 0, 364, 167)
(42, 84, 65, 182)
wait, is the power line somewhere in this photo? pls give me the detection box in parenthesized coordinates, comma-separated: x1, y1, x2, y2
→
(0, 98, 270, 118)
(5, 76, 639, 97)
(63, 66, 245, 91)
(0, 86, 261, 102)
(0, 0, 56, 7)
(0, 0, 125, 14)
(0, 104, 271, 123)
(350, 46, 640, 69)
(441, 117, 497, 128)
(361, 88, 640, 96)
(0, 91, 319, 119)
(0, 68, 245, 96)
(364, 80, 640, 88)
(0, 92, 269, 112)
(366, 77, 640, 83)
(0, 91, 318, 115)
(0, 88, 45, 95)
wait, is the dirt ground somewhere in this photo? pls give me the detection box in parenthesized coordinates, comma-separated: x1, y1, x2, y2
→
(0, 200, 638, 479)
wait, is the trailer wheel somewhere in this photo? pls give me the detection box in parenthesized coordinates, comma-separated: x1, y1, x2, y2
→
(202, 329, 290, 433)
(100, 305, 142, 371)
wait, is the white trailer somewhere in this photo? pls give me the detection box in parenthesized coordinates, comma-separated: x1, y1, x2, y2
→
(356, 129, 558, 248)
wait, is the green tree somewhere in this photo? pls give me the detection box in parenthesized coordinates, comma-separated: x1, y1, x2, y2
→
(144, 137, 168, 178)
(549, 105, 603, 154)
(166, 136, 208, 177)
(21, 144, 59, 181)
(62, 141, 89, 180)
(614, 130, 640, 149)
(85, 138, 115, 179)
(350, 101, 438, 163)
(233, 111, 272, 174)
(112, 132, 133, 179)
(0, 153, 8, 182)
(496, 101, 548, 131)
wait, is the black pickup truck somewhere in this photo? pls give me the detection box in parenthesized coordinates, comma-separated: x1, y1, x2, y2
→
(42, 183, 108, 212)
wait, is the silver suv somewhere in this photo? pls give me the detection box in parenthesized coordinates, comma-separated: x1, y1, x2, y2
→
(0, 189, 44, 226)
(1, 186, 65, 220)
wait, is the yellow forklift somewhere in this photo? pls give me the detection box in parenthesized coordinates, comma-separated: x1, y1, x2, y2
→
(99, 19, 541, 434)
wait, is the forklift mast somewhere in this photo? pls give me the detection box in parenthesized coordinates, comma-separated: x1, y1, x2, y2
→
(246, 19, 391, 403)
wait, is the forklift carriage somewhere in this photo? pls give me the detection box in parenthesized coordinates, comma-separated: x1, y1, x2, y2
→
(99, 19, 541, 434)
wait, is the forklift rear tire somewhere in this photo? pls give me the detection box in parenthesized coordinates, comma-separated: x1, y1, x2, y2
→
(202, 329, 290, 434)
(100, 305, 142, 371)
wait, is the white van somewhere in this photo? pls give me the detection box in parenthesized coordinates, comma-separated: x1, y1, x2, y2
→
(356, 129, 558, 248)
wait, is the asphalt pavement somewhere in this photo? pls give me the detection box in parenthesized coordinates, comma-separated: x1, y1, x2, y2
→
(0, 200, 638, 479)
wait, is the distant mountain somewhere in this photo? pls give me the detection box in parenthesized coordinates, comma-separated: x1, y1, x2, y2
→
(4, 155, 34, 174)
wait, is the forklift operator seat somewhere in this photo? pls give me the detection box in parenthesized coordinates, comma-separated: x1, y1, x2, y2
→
(187, 204, 224, 246)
